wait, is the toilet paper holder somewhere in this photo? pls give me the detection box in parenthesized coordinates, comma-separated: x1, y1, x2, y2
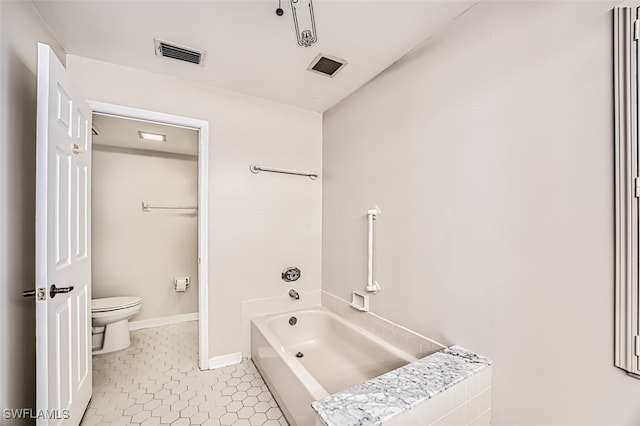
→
(174, 277, 190, 292)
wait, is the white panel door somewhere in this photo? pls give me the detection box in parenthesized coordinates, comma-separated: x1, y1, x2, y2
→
(35, 43, 92, 425)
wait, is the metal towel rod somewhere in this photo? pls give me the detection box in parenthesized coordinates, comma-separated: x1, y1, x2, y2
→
(250, 163, 319, 180)
(141, 201, 198, 212)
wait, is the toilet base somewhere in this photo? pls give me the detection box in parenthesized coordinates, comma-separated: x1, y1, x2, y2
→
(92, 319, 131, 355)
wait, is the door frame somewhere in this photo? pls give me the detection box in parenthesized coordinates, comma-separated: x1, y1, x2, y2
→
(88, 101, 210, 370)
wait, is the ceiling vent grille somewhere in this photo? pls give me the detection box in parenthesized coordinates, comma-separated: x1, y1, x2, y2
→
(154, 39, 206, 66)
(307, 53, 347, 78)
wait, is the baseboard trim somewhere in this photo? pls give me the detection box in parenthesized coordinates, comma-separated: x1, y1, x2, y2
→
(129, 312, 198, 331)
(208, 352, 242, 370)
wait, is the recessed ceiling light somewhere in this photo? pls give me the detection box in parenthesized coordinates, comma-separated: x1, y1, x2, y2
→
(138, 131, 166, 142)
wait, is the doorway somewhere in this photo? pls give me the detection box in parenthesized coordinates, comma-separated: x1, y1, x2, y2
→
(89, 102, 210, 369)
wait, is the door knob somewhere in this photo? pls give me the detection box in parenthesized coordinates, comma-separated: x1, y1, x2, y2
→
(49, 284, 74, 298)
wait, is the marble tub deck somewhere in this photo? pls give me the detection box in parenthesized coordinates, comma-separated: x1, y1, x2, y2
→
(311, 346, 492, 426)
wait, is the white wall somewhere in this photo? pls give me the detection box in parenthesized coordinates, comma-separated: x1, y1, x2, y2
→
(0, 1, 66, 419)
(322, 2, 640, 425)
(66, 56, 323, 358)
(92, 146, 198, 321)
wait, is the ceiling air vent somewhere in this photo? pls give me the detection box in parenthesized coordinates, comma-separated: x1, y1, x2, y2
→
(154, 39, 206, 66)
(307, 53, 347, 78)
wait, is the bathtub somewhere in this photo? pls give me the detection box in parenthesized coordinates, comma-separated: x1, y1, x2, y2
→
(251, 307, 416, 426)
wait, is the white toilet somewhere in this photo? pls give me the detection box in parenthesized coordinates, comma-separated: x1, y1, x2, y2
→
(91, 296, 142, 355)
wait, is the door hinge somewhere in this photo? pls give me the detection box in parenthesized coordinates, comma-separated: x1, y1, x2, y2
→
(635, 177, 640, 197)
(635, 335, 640, 357)
(634, 19, 639, 41)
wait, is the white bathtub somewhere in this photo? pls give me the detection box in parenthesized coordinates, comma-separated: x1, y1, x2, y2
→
(251, 307, 416, 426)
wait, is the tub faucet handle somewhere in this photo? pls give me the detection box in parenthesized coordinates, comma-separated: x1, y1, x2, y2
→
(282, 267, 301, 282)
(288, 289, 300, 300)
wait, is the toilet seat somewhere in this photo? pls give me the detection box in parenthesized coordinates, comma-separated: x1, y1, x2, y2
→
(92, 296, 141, 313)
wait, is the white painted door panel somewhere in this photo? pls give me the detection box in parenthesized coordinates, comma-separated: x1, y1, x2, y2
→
(36, 43, 92, 425)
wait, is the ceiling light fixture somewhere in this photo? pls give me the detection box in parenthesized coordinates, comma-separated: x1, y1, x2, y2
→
(290, 0, 318, 47)
(138, 131, 166, 142)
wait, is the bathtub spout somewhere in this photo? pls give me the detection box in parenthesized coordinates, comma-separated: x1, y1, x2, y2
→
(289, 289, 300, 300)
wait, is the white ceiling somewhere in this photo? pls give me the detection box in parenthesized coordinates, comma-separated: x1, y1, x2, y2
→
(33, 1, 475, 112)
(93, 114, 199, 156)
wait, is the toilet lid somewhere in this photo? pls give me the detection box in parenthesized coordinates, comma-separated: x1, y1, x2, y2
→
(92, 297, 141, 313)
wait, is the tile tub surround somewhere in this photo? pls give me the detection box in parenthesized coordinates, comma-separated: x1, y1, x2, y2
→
(312, 346, 492, 426)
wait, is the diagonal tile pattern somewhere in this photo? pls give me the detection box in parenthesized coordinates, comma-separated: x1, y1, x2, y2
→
(81, 321, 288, 426)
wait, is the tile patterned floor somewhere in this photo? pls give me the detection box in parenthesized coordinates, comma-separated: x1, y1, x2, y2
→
(81, 321, 288, 426)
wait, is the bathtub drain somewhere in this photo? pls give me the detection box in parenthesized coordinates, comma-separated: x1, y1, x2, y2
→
(295, 352, 304, 358)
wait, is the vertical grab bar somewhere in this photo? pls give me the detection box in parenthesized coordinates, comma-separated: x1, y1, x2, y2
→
(366, 207, 381, 293)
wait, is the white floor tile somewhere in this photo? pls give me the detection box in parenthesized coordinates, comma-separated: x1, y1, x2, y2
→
(81, 322, 287, 425)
